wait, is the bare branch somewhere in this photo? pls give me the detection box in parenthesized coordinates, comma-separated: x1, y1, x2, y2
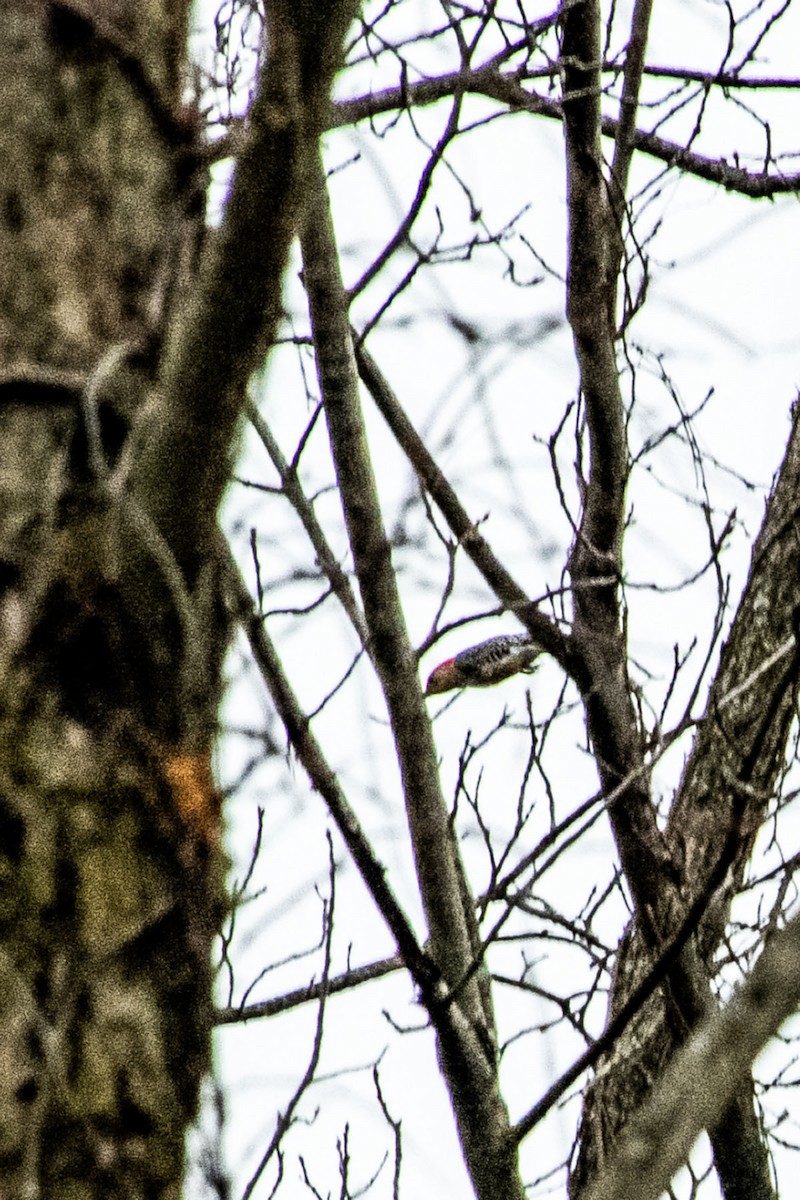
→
(326, 69, 800, 198)
(215, 956, 402, 1025)
(245, 397, 370, 646)
(608, 0, 654, 301)
(241, 834, 337, 1200)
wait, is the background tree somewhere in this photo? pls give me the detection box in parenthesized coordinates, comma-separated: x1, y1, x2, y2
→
(212, 1, 800, 1198)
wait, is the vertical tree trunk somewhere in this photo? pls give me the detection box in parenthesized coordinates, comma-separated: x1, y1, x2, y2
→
(0, 4, 219, 1196)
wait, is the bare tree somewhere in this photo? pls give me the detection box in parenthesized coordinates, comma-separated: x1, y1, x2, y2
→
(3, 0, 800, 1198)
(217, 1, 800, 1198)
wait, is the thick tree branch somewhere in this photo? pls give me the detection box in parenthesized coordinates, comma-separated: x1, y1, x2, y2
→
(299, 147, 525, 1200)
(571, 408, 800, 1200)
(560, 0, 671, 915)
(131, 0, 359, 578)
(667, 407, 800, 908)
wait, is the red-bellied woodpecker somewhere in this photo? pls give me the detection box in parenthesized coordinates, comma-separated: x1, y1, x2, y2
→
(424, 633, 540, 696)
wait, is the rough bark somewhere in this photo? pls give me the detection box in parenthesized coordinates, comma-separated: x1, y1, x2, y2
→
(0, 5, 213, 1196)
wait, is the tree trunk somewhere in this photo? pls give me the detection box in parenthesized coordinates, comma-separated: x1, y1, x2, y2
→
(0, 3, 219, 1195)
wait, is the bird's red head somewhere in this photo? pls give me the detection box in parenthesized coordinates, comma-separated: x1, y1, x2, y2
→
(424, 657, 458, 696)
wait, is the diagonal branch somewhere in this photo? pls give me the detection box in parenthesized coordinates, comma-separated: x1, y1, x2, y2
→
(131, 0, 358, 577)
(226, 550, 520, 1200)
(223, 555, 437, 1007)
(667, 408, 800, 909)
(299, 145, 525, 1200)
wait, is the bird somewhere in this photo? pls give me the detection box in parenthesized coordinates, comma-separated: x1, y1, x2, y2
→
(424, 633, 540, 696)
